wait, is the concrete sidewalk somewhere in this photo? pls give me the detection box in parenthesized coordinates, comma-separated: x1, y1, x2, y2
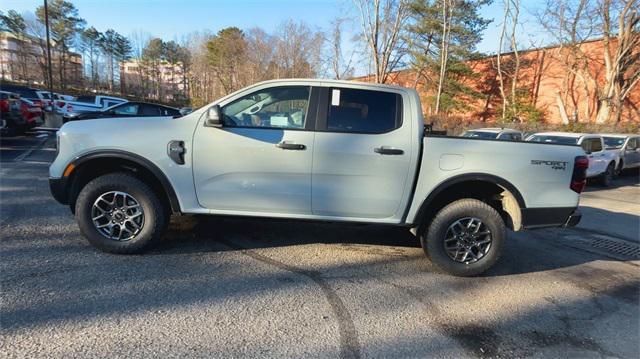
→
(579, 173, 640, 242)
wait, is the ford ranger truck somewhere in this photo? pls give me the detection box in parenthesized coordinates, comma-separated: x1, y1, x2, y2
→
(49, 79, 586, 276)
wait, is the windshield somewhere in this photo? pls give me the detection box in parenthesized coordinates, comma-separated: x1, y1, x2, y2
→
(462, 131, 498, 139)
(527, 135, 578, 145)
(603, 136, 625, 149)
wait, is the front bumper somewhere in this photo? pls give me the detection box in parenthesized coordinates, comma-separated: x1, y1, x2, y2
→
(49, 177, 69, 205)
(521, 207, 581, 229)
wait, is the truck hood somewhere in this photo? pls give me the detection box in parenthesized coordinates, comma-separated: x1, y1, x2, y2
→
(57, 113, 200, 158)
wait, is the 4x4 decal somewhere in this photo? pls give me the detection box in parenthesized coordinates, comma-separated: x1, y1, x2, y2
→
(531, 159, 568, 170)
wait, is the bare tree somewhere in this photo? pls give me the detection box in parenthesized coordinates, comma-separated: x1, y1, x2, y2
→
(509, 0, 520, 119)
(328, 18, 355, 79)
(128, 30, 151, 97)
(538, 0, 639, 123)
(273, 20, 324, 79)
(496, 0, 509, 120)
(353, 0, 409, 83)
(434, 0, 452, 114)
(496, 0, 521, 121)
(23, 13, 51, 88)
(596, 0, 640, 123)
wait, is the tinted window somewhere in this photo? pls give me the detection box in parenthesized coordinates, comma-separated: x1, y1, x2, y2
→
(76, 95, 96, 103)
(160, 107, 180, 117)
(222, 86, 309, 129)
(9, 87, 38, 99)
(603, 136, 625, 149)
(326, 88, 399, 133)
(112, 103, 139, 116)
(140, 104, 161, 116)
(581, 138, 603, 153)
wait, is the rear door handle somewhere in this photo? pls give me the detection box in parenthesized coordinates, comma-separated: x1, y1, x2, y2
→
(374, 146, 404, 155)
(276, 141, 306, 150)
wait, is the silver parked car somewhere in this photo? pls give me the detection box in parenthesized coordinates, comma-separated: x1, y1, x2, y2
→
(602, 134, 640, 173)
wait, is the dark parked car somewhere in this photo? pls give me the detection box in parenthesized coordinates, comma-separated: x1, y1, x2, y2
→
(0, 84, 44, 107)
(63, 101, 182, 123)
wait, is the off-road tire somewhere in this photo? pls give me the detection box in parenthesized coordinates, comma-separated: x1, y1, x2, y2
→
(421, 199, 506, 277)
(75, 172, 168, 254)
(600, 163, 614, 187)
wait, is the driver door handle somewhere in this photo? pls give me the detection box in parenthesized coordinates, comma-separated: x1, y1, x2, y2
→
(276, 141, 306, 150)
(374, 146, 404, 155)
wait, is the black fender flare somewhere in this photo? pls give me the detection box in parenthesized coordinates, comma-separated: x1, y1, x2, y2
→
(67, 150, 181, 213)
(413, 172, 526, 226)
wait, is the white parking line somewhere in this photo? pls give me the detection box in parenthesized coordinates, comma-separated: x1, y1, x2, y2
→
(12, 137, 49, 162)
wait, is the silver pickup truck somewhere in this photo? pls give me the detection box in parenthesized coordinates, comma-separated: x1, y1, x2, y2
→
(49, 79, 587, 276)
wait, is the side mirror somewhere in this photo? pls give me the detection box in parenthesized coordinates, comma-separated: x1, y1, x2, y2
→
(205, 105, 222, 128)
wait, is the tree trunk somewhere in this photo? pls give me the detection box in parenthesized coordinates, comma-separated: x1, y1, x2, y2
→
(496, 0, 509, 121)
(556, 92, 570, 124)
(435, 0, 451, 115)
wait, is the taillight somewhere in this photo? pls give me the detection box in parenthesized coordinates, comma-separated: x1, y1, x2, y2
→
(570, 156, 589, 193)
(57, 101, 65, 108)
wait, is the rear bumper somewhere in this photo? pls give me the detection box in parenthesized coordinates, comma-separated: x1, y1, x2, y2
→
(49, 177, 69, 205)
(521, 207, 581, 229)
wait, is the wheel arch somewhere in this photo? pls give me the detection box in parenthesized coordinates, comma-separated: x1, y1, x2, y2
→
(413, 173, 526, 233)
(64, 150, 181, 214)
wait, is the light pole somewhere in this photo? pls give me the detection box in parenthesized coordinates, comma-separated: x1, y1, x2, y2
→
(43, 0, 54, 108)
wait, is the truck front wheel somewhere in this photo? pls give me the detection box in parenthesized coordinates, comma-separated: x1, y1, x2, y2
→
(421, 199, 505, 276)
(75, 172, 168, 254)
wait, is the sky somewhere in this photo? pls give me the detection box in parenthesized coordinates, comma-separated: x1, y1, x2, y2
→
(3, 0, 551, 75)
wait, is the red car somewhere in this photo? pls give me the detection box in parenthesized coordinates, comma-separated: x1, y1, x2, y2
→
(20, 98, 44, 128)
(1, 91, 24, 132)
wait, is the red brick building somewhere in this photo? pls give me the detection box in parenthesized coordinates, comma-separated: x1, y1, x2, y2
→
(357, 38, 639, 125)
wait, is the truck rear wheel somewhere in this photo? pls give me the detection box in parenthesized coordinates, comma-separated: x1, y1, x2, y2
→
(421, 199, 505, 277)
(600, 163, 614, 187)
(75, 172, 168, 254)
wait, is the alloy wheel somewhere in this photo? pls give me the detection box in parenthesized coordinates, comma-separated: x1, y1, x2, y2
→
(91, 191, 144, 241)
(444, 217, 492, 263)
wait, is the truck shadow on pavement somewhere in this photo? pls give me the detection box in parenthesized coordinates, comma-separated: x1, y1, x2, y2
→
(153, 212, 637, 279)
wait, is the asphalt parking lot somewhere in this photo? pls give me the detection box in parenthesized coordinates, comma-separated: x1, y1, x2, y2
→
(1, 133, 639, 358)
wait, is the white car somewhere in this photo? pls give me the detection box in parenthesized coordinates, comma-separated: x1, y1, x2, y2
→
(35, 90, 54, 109)
(602, 134, 640, 173)
(55, 95, 127, 116)
(49, 79, 587, 276)
(526, 132, 618, 186)
(461, 128, 523, 141)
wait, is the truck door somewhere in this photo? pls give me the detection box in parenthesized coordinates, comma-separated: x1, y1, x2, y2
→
(625, 137, 640, 168)
(311, 87, 413, 221)
(192, 86, 317, 215)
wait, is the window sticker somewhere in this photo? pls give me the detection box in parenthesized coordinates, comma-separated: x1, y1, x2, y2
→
(331, 89, 341, 106)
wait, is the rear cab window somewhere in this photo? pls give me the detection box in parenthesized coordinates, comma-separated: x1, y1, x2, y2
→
(581, 138, 603, 153)
(322, 87, 402, 133)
